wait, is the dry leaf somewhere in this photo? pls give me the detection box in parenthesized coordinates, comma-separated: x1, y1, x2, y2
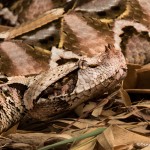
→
(123, 64, 141, 89)
(119, 87, 132, 106)
(5, 132, 72, 149)
(97, 125, 150, 150)
(70, 137, 96, 150)
(136, 64, 150, 89)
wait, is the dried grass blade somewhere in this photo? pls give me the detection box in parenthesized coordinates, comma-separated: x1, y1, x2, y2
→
(38, 127, 106, 150)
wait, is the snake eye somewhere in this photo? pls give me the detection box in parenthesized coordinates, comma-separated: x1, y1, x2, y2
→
(78, 60, 88, 69)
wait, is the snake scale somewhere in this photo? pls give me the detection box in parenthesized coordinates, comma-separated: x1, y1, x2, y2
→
(0, 0, 150, 133)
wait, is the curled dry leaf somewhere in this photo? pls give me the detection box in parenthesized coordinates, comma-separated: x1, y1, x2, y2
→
(75, 102, 97, 116)
(70, 136, 96, 150)
(52, 118, 101, 132)
(119, 87, 132, 106)
(136, 64, 150, 89)
(123, 64, 141, 89)
(0, 136, 13, 147)
(123, 63, 150, 102)
(97, 125, 150, 149)
(0, 132, 72, 149)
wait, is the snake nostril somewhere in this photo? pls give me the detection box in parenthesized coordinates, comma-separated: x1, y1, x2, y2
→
(97, 11, 107, 17)
(111, 5, 121, 11)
